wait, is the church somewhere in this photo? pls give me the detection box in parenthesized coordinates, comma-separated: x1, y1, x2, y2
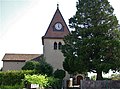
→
(2, 5, 70, 72)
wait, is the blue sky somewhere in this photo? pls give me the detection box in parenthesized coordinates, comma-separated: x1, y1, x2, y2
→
(0, 0, 32, 37)
(0, 0, 120, 77)
(0, 0, 77, 68)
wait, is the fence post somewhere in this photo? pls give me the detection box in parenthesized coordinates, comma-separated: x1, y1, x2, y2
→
(80, 80, 82, 89)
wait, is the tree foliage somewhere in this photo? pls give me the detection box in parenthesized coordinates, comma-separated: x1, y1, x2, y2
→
(37, 60, 53, 76)
(0, 70, 35, 86)
(22, 60, 53, 76)
(24, 74, 59, 88)
(62, 0, 120, 80)
(111, 74, 120, 80)
(22, 61, 39, 70)
(53, 69, 66, 79)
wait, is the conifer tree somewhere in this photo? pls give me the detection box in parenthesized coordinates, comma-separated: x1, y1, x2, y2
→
(62, 0, 120, 80)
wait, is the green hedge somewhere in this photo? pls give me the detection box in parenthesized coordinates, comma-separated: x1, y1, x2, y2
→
(0, 84, 23, 89)
(0, 70, 35, 86)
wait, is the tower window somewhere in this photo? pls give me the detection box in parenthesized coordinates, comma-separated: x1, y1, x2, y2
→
(58, 42, 62, 50)
(54, 42, 57, 50)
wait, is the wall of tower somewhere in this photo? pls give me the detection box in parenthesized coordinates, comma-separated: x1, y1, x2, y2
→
(43, 38, 64, 70)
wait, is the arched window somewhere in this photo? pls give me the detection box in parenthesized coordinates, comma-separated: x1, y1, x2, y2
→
(54, 42, 57, 50)
(58, 42, 62, 50)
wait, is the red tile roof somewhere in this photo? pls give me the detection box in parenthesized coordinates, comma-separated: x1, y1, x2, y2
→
(2, 53, 41, 61)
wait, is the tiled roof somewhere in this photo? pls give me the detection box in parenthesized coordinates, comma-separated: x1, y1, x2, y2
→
(2, 53, 41, 61)
(42, 7, 70, 40)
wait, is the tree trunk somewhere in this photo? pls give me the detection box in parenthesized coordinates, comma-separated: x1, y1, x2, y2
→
(96, 71, 103, 80)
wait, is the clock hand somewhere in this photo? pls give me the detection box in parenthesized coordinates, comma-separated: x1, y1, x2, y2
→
(58, 24, 60, 28)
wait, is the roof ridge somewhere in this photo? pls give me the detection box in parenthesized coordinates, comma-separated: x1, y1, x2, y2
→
(2, 53, 43, 61)
(5, 53, 41, 55)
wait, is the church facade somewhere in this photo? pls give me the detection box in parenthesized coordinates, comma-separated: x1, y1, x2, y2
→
(2, 5, 70, 72)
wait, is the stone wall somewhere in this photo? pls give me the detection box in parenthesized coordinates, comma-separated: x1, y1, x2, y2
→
(81, 80, 120, 89)
(2, 61, 25, 71)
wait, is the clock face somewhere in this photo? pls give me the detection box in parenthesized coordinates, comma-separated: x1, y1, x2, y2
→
(55, 22, 63, 30)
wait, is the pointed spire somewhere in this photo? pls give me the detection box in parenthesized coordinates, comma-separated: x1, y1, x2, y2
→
(42, 4, 70, 42)
(57, 3, 59, 9)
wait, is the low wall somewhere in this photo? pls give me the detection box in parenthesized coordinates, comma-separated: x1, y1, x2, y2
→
(81, 80, 120, 89)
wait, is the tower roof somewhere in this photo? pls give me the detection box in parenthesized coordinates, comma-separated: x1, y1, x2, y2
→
(42, 5, 70, 40)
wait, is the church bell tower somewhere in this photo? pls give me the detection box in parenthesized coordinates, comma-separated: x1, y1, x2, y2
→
(42, 5, 70, 70)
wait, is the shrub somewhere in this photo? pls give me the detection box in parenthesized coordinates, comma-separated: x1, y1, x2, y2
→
(53, 69, 66, 79)
(22, 60, 53, 76)
(0, 84, 23, 89)
(22, 61, 39, 70)
(111, 74, 120, 80)
(24, 74, 58, 88)
(37, 61, 53, 76)
(0, 70, 35, 86)
(53, 69, 66, 89)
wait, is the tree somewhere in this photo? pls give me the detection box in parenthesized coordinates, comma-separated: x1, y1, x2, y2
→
(62, 0, 120, 80)
(53, 69, 66, 79)
(22, 61, 39, 70)
(22, 60, 53, 76)
(53, 69, 66, 89)
(37, 60, 53, 76)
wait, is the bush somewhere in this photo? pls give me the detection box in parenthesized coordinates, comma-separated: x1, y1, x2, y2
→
(22, 60, 53, 76)
(53, 69, 66, 89)
(53, 69, 66, 79)
(24, 74, 59, 88)
(0, 84, 23, 89)
(22, 61, 39, 70)
(0, 70, 35, 86)
(111, 74, 120, 80)
(37, 61, 53, 76)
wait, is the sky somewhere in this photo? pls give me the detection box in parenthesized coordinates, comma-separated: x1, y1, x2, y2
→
(0, 0, 120, 75)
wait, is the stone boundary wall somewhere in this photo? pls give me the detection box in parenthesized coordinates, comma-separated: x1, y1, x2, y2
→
(80, 80, 120, 89)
